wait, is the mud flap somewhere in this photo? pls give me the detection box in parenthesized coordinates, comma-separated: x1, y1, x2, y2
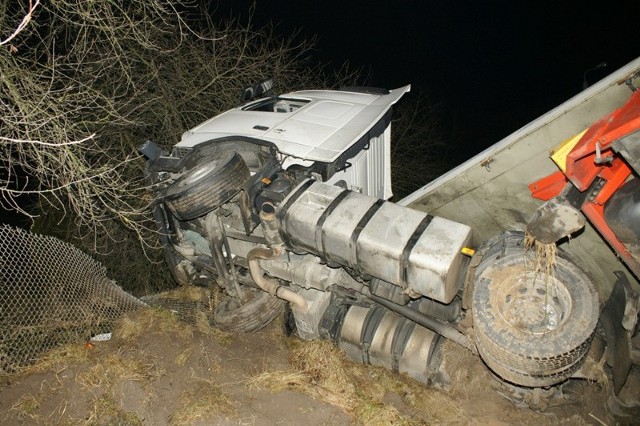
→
(600, 271, 639, 394)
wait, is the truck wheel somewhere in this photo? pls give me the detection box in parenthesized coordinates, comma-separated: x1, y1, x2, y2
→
(164, 151, 250, 221)
(472, 231, 599, 388)
(214, 287, 285, 332)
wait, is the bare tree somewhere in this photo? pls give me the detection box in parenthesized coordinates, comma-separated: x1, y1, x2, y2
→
(390, 93, 449, 200)
(1, 1, 356, 292)
(0, 0, 40, 48)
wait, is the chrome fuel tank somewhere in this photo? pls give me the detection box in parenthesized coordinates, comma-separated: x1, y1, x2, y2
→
(276, 180, 472, 303)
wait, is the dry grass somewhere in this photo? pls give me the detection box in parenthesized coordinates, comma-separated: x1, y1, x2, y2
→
(289, 339, 354, 391)
(350, 361, 471, 425)
(86, 395, 143, 426)
(248, 339, 460, 425)
(76, 351, 164, 389)
(175, 347, 193, 367)
(169, 380, 236, 425)
(169, 285, 210, 302)
(26, 343, 90, 374)
(525, 232, 557, 277)
(352, 401, 412, 426)
(441, 340, 487, 397)
(261, 312, 291, 351)
(10, 393, 41, 419)
(194, 310, 233, 344)
(114, 308, 193, 341)
(140, 286, 235, 344)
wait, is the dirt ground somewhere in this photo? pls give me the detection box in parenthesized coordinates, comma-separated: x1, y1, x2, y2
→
(0, 307, 635, 425)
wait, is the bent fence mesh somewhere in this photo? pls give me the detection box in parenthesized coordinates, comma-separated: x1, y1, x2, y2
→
(141, 286, 215, 326)
(0, 226, 146, 373)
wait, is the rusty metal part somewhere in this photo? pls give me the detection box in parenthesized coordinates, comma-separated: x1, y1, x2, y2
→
(246, 246, 307, 311)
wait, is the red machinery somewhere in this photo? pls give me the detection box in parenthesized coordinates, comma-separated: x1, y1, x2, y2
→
(528, 89, 640, 279)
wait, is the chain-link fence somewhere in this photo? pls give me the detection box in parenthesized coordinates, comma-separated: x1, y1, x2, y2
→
(0, 226, 146, 373)
(141, 286, 215, 327)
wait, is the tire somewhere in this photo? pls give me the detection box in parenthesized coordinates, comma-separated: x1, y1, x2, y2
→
(164, 151, 249, 221)
(213, 287, 285, 332)
(472, 231, 599, 387)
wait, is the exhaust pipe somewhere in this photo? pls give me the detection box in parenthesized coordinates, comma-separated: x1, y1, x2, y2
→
(247, 246, 307, 311)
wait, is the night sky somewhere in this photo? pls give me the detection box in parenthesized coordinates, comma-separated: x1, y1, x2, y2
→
(216, 0, 640, 163)
(2, 1, 639, 227)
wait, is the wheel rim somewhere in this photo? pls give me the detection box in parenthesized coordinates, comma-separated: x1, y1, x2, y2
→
(490, 266, 572, 335)
(180, 160, 220, 186)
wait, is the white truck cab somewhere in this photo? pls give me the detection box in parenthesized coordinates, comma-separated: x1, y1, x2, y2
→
(175, 85, 410, 200)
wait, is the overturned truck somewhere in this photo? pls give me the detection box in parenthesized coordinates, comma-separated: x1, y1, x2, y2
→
(141, 61, 640, 414)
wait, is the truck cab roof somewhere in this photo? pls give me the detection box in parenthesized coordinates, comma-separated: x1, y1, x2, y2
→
(177, 85, 411, 163)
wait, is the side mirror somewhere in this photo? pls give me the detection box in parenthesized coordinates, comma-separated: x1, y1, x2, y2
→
(139, 140, 162, 161)
(241, 79, 274, 102)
